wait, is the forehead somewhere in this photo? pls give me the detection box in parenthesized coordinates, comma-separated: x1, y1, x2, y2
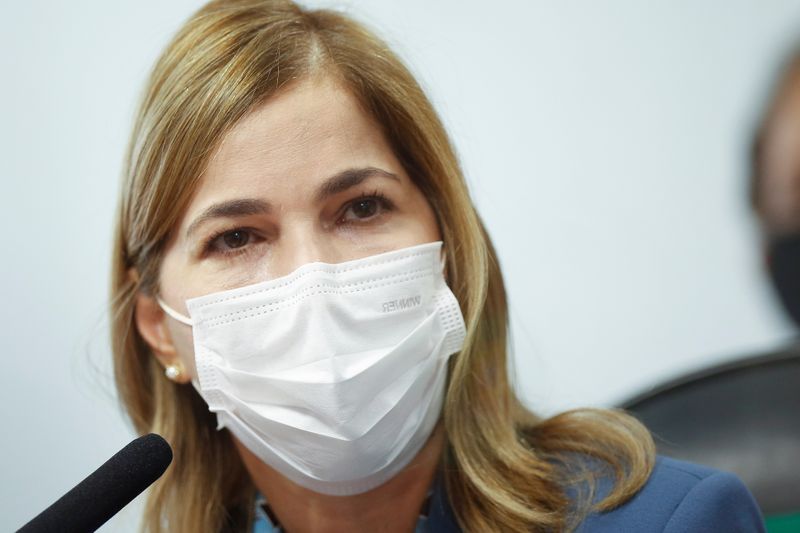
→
(186, 76, 398, 214)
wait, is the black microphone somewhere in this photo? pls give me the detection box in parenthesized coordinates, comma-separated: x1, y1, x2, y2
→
(18, 433, 173, 533)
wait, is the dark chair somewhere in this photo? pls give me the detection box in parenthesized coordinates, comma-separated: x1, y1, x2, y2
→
(619, 347, 800, 531)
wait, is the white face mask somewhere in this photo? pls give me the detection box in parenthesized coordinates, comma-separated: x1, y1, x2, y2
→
(158, 241, 466, 496)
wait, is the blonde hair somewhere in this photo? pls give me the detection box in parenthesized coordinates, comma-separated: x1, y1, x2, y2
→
(111, 1, 655, 531)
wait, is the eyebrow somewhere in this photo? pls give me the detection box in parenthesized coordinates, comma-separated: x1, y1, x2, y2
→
(313, 167, 400, 203)
(184, 167, 399, 239)
(185, 198, 272, 239)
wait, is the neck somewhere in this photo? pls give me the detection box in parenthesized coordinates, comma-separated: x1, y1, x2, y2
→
(233, 424, 446, 533)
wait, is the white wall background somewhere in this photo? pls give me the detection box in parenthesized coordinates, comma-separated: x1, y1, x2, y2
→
(2, 1, 799, 530)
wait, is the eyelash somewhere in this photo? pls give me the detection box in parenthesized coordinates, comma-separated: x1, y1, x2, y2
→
(201, 227, 262, 260)
(337, 190, 393, 225)
(201, 191, 394, 258)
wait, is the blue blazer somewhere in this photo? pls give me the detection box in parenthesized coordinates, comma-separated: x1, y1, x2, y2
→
(426, 456, 765, 532)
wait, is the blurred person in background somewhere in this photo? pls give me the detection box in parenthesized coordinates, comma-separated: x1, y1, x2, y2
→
(622, 45, 800, 533)
(754, 48, 800, 332)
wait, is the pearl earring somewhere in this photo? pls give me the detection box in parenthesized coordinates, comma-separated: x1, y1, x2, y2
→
(165, 364, 182, 381)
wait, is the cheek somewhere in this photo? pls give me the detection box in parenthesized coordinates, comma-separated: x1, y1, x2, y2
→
(423, 203, 442, 241)
(410, 192, 441, 243)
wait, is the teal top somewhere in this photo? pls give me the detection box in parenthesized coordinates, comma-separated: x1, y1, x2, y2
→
(253, 509, 430, 533)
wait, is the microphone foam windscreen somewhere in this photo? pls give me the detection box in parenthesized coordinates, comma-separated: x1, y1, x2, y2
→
(18, 433, 173, 533)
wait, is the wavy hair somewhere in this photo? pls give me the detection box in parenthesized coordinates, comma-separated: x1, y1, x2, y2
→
(110, 1, 655, 531)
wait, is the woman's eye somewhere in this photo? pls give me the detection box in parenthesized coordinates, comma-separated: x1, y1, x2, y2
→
(223, 230, 249, 248)
(351, 199, 379, 218)
(208, 229, 252, 254)
(340, 195, 391, 223)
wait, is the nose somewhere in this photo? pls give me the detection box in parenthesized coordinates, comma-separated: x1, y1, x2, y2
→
(269, 226, 342, 278)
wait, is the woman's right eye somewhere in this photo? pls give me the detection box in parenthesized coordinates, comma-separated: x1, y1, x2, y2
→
(206, 228, 259, 256)
(221, 229, 249, 249)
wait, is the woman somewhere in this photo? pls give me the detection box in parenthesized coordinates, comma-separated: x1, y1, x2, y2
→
(111, 1, 764, 531)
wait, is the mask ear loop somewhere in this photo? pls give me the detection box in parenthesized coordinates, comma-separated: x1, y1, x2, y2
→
(439, 243, 449, 281)
(156, 296, 194, 327)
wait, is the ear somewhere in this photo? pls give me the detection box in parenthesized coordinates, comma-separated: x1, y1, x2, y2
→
(132, 277, 191, 385)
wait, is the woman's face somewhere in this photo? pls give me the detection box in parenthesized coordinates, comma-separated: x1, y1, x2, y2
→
(139, 76, 441, 379)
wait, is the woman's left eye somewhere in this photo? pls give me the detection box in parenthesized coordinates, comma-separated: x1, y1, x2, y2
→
(340, 195, 392, 223)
